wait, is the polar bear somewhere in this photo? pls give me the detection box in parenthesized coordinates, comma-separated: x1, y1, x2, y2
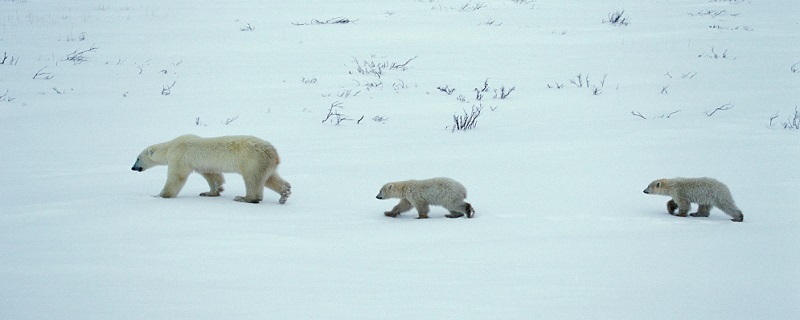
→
(131, 134, 291, 204)
(376, 177, 474, 219)
(643, 177, 743, 222)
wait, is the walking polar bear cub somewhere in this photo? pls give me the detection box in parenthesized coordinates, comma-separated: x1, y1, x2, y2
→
(376, 177, 474, 219)
(131, 134, 291, 204)
(643, 177, 743, 222)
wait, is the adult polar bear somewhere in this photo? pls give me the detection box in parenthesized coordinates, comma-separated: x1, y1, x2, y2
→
(131, 134, 291, 204)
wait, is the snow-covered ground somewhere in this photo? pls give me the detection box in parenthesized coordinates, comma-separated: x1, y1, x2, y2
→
(1, 0, 798, 319)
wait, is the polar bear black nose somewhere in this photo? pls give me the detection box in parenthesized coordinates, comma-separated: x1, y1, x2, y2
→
(376, 195, 382, 199)
(132, 166, 142, 172)
(643, 189, 649, 194)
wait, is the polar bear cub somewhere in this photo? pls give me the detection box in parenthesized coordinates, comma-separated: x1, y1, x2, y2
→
(643, 177, 743, 222)
(376, 177, 474, 219)
(132, 134, 291, 204)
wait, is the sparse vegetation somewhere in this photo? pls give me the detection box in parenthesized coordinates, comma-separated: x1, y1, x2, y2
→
(350, 56, 416, 79)
(223, 115, 239, 125)
(292, 17, 357, 26)
(705, 103, 734, 116)
(494, 86, 515, 99)
(322, 101, 361, 125)
(0, 89, 14, 102)
(301, 77, 317, 84)
(33, 66, 53, 80)
(437, 85, 456, 95)
(161, 81, 176, 96)
(451, 105, 483, 132)
(631, 110, 681, 119)
(65, 44, 99, 64)
(698, 47, 734, 59)
(240, 23, 255, 31)
(792, 62, 799, 74)
(604, 10, 629, 26)
(552, 73, 607, 95)
(459, 2, 486, 12)
(771, 107, 800, 129)
(1, 52, 19, 65)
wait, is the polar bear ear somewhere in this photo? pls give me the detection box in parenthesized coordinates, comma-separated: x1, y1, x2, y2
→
(385, 184, 393, 191)
(147, 148, 155, 156)
(655, 182, 661, 188)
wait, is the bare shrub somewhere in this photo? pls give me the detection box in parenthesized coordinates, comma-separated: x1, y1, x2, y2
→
(631, 110, 680, 120)
(1, 52, 19, 65)
(705, 103, 733, 116)
(698, 47, 734, 59)
(451, 105, 483, 132)
(293, 17, 357, 26)
(350, 56, 416, 79)
(604, 10, 629, 26)
(775, 107, 800, 129)
(161, 81, 176, 96)
(0, 89, 15, 102)
(322, 101, 361, 125)
(437, 85, 456, 95)
(65, 45, 99, 64)
(33, 66, 53, 80)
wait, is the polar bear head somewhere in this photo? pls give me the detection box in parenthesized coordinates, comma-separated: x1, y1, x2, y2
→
(375, 183, 398, 200)
(642, 179, 669, 195)
(131, 147, 166, 172)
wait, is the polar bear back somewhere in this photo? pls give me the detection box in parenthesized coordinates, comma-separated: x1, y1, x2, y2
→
(166, 135, 279, 173)
(404, 177, 467, 205)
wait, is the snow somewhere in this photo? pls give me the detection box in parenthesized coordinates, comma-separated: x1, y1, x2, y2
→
(1, 0, 799, 319)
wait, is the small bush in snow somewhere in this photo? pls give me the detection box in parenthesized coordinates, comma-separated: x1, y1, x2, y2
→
(0, 89, 15, 102)
(698, 47, 734, 60)
(350, 56, 416, 79)
(631, 110, 680, 120)
(161, 81, 176, 96)
(223, 115, 239, 125)
(705, 103, 733, 117)
(604, 10, 629, 26)
(240, 23, 255, 31)
(459, 2, 487, 12)
(322, 101, 361, 125)
(437, 85, 456, 95)
(292, 17, 357, 26)
(791, 62, 799, 74)
(301, 77, 317, 84)
(775, 107, 800, 129)
(33, 66, 53, 80)
(65, 44, 99, 64)
(451, 105, 483, 132)
(494, 86, 515, 99)
(1, 52, 19, 65)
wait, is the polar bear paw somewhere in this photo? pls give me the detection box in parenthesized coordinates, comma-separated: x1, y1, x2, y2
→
(279, 189, 291, 204)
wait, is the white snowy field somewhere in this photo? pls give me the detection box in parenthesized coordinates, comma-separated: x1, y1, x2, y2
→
(1, 0, 799, 319)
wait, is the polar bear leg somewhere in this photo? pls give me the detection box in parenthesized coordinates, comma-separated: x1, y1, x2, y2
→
(385, 198, 412, 217)
(413, 202, 430, 219)
(445, 202, 473, 218)
(235, 168, 269, 203)
(674, 199, 691, 217)
(160, 167, 191, 198)
(265, 173, 291, 204)
(717, 201, 744, 222)
(690, 204, 711, 217)
(199, 172, 225, 196)
(666, 199, 678, 215)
